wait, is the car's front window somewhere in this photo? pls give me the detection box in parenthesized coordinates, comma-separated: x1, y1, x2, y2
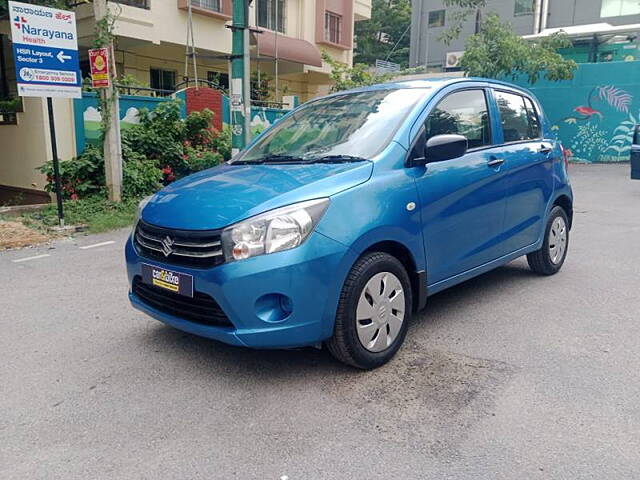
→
(232, 87, 429, 164)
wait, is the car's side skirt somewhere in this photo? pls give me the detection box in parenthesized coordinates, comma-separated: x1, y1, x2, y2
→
(426, 242, 539, 296)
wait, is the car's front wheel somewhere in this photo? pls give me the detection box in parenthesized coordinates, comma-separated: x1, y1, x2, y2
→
(326, 252, 412, 369)
(527, 205, 570, 275)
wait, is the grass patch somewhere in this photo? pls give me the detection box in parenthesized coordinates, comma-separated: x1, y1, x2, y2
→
(23, 195, 140, 234)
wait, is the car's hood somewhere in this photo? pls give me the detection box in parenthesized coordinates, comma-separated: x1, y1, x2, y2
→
(141, 161, 373, 230)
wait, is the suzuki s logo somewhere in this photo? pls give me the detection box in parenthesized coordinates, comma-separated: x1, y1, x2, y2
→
(161, 236, 174, 257)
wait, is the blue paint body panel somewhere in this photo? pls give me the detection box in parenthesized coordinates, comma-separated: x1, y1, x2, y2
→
(125, 77, 573, 349)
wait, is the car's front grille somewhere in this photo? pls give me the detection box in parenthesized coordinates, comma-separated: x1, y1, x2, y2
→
(132, 276, 233, 328)
(134, 220, 225, 269)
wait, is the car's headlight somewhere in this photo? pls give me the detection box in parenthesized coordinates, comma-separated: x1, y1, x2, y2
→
(221, 198, 330, 262)
(134, 195, 153, 226)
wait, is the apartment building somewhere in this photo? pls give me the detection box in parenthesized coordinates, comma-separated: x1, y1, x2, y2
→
(410, 0, 640, 69)
(69, 0, 372, 100)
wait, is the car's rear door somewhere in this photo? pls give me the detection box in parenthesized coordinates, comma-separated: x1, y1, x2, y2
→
(489, 89, 555, 254)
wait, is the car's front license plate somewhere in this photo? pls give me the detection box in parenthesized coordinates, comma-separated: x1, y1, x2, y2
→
(141, 263, 194, 298)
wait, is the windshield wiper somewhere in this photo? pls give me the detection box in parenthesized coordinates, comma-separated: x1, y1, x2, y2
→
(306, 155, 369, 164)
(232, 154, 303, 165)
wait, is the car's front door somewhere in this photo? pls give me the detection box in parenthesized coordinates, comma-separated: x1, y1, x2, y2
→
(411, 88, 509, 286)
(490, 89, 555, 253)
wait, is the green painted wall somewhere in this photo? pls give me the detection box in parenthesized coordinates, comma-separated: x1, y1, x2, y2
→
(560, 41, 640, 64)
(509, 61, 640, 163)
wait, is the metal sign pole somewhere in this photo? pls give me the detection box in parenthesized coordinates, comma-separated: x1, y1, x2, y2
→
(230, 0, 251, 155)
(46, 97, 64, 227)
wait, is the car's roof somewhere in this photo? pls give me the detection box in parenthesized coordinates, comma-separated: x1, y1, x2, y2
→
(328, 77, 531, 96)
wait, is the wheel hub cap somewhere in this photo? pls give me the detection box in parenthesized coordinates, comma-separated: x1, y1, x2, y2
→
(548, 216, 567, 265)
(356, 272, 406, 353)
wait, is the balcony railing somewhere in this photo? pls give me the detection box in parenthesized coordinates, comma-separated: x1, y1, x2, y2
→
(112, 0, 150, 9)
(190, 0, 221, 12)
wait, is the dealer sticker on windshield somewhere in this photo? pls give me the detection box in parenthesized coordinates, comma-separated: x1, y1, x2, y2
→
(141, 264, 194, 298)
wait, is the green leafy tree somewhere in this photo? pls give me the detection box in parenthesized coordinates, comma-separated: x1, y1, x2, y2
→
(354, 0, 411, 68)
(322, 52, 393, 92)
(459, 13, 576, 84)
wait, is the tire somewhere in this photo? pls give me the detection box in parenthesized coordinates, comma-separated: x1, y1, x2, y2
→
(527, 205, 570, 275)
(326, 252, 412, 369)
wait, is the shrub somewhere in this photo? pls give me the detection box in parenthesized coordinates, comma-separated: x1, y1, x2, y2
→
(39, 145, 105, 200)
(40, 100, 229, 199)
(183, 146, 223, 173)
(211, 125, 232, 161)
(122, 149, 163, 198)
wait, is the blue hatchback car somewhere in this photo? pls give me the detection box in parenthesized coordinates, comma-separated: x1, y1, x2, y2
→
(126, 78, 573, 369)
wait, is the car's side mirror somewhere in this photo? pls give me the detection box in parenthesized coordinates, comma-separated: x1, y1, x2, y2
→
(407, 133, 468, 167)
(424, 134, 468, 163)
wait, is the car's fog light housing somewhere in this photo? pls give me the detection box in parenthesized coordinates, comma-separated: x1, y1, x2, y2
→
(255, 293, 294, 323)
(221, 198, 329, 262)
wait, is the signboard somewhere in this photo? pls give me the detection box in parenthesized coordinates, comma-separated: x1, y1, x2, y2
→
(89, 47, 110, 88)
(230, 78, 243, 112)
(8, 1, 81, 98)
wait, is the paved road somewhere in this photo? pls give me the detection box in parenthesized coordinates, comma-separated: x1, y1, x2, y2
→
(2, 164, 639, 479)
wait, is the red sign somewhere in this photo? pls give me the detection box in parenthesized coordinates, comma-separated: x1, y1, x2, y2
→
(89, 47, 110, 88)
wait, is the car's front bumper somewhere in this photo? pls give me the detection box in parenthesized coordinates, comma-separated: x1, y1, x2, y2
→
(125, 230, 354, 349)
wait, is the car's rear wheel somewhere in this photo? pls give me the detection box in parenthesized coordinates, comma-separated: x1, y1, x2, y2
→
(326, 252, 412, 369)
(527, 205, 569, 275)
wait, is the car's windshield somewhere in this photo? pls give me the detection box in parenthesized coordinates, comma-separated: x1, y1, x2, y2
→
(232, 87, 430, 164)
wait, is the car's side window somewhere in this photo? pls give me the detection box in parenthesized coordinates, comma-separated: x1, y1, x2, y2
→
(425, 89, 491, 150)
(494, 90, 539, 143)
(524, 97, 541, 139)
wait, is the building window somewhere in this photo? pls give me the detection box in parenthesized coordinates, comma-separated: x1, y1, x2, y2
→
(191, 0, 221, 12)
(111, 0, 150, 8)
(79, 59, 91, 82)
(150, 68, 176, 93)
(256, 0, 285, 33)
(0, 34, 11, 99)
(325, 11, 342, 44)
(428, 10, 445, 27)
(207, 71, 229, 91)
(601, 0, 640, 17)
(514, 0, 534, 15)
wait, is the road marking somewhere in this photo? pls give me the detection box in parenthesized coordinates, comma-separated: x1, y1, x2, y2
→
(12, 254, 51, 263)
(79, 241, 115, 250)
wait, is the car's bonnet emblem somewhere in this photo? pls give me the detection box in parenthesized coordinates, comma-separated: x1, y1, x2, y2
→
(161, 236, 174, 257)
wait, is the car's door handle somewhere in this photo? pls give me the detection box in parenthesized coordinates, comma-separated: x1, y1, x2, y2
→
(487, 157, 504, 167)
(539, 144, 553, 154)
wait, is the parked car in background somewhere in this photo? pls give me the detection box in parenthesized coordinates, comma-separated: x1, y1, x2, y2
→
(125, 78, 573, 369)
(631, 125, 640, 180)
